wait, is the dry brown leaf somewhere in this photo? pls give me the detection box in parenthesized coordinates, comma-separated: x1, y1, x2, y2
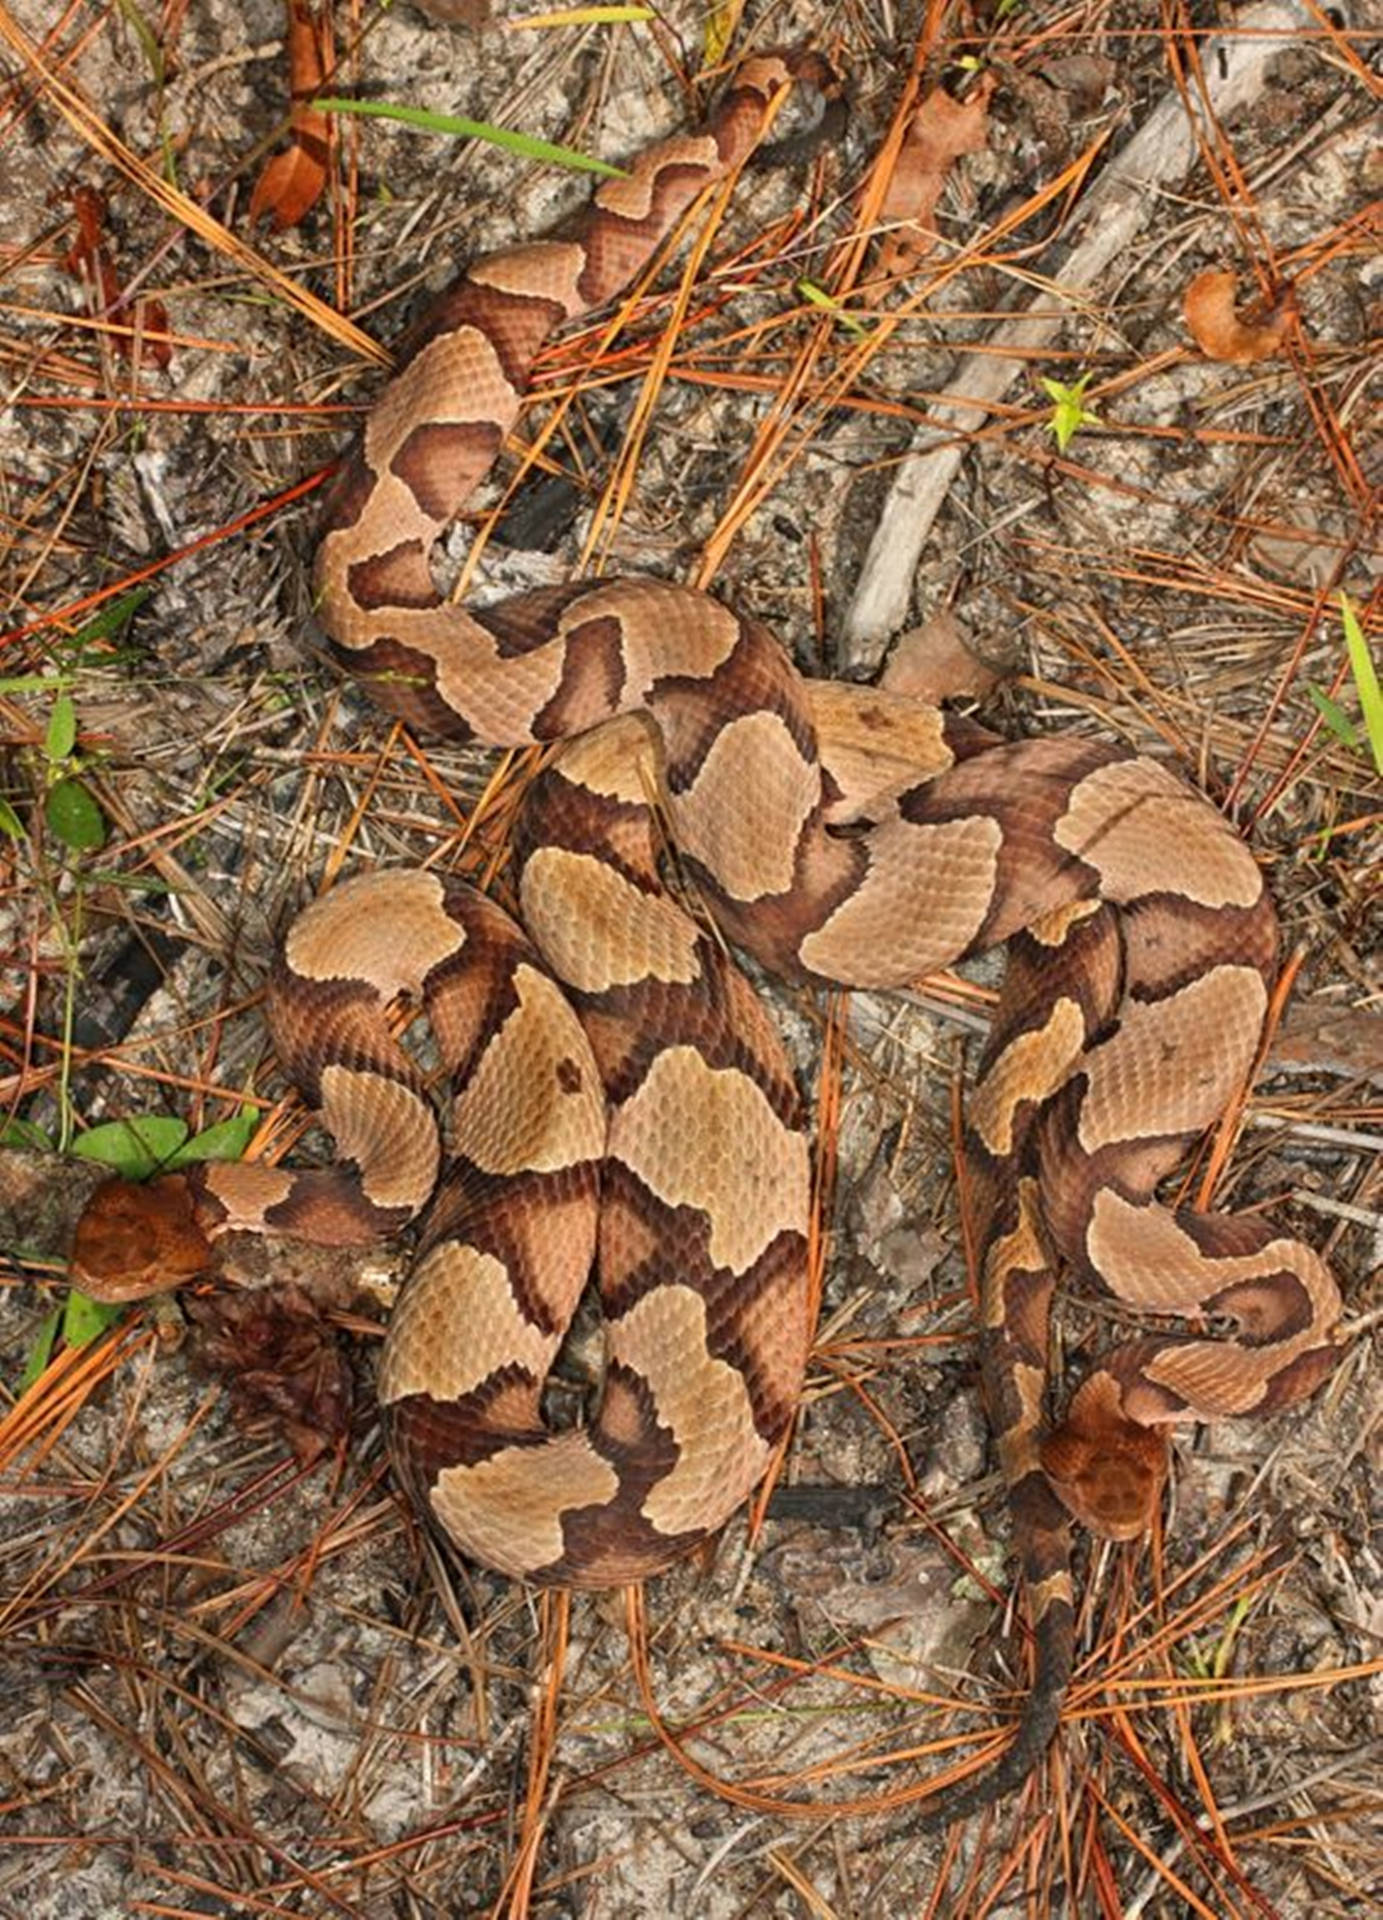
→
(65, 185, 172, 367)
(874, 75, 995, 286)
(1184, 268, 1296, 364)
(249, 0, 332, 231)
(881, 609, 1006, 702)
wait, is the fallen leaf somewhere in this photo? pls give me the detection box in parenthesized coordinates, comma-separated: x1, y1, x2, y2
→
(250, 0, 332, 230)
(1036, 53, 1117, 109)
(1184, 268, 1296, 364)
(65, 187, 120, 317)
(874, 75, 995, 286)
(64, 185, 172, 368)
(881, 609, 1005, 702)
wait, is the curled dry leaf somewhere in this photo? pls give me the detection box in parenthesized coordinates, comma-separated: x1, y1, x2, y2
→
(249, 0, 332, 231)
(874, 74, 995, 287)
(1184, 268, 1296, 364)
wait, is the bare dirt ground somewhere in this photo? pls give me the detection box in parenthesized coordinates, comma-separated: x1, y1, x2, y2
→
(1, 2, 1380, 1916)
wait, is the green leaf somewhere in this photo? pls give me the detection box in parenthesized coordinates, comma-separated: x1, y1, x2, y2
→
(1040, 372, 1100, 453)
(314, 97, 628, 178)
(0, 797, 24, 839)
(46, 692, 77, 764)
(17, 1307, 62, 1395)
(72, 1115, 189, 1178)
(0, 1116, 54, 1151)
(171, 1106, 259, 1166)
(67, 585, 153, 652)
(45, 778, 106, 851)
(1307, 683, 1360, 749)
(1340, 593, 1383, 776)
(63, 1290, 126, 1348)
(797, 278, 871, 339)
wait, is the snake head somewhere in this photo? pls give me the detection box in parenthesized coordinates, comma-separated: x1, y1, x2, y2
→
(1039, 1371, 1169, 1541)
(70, 1173, 215, 1302)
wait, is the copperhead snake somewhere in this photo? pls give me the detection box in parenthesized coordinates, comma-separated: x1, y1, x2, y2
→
(70, 52, 1343, 1818)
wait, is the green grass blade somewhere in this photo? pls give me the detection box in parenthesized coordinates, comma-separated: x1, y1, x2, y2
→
(314, 98, 627, 178)
(513, 6, 655, 23)
(1340, 593, 1383, 776)
(1306, 683, 1360, 749)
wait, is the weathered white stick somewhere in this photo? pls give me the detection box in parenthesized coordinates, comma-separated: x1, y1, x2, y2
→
(842, 0, 1324, 665)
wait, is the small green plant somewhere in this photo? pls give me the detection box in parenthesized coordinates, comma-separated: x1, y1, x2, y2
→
(0, 586, 150, 851)
(3, 1103, 259, 1182)
(19, 1291, 126, 1393)
(42, 691, 106, 852)
(70, 1106, 260, 1178)
(1040, 371, 1100, 453)
(0, 686, 104, 852)
(1307, 594, 1383, 775)
(11, 1104, 258, 1385)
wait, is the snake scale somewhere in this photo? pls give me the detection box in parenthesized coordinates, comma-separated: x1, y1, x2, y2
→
(71, 52, 1343, 1817)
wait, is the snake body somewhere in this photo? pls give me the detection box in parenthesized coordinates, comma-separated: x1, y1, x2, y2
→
(71, 54, 1342, 1810)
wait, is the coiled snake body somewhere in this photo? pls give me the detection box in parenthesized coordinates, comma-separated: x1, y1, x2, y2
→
(72, 54, 1342, 1815)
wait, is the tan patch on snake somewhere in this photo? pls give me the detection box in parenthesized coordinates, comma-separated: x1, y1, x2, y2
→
(995, 1361, 1047, 1478)
(809, 681, 954, 821)
(284, 871, 465, 991)
(1088, 1191, 1338, 1345)
(670, 710, 818, 902)
(982, 1180, 1048, 1326)
(612, 1046, 809, 1275)
(199, 1160, 296, 1225)
(570, 584, 741, 703)
(468, 241, 588, 315)
(1055, 760, 1263, 909)
(519, 848, 702, 992)
(593, 134, 722, 220)
(608, 1284, 772, 1535)
(969, 997, 1086, 1156)
(378, 1241, 558, 1405)
(548, 713, 657, 807)
(1028, 1568, 1075, 1611)
(318, 1065, 439, 1209)
(1028, 897, 1104, 946)
(798, 813, 1002, 984)
(430, 1431, 620, 1576)
(422, 619, 569, 744)
(450, 963, 606, 1176)
(365, 329, 516, 476)
(1077, 967, 1267, 1153)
